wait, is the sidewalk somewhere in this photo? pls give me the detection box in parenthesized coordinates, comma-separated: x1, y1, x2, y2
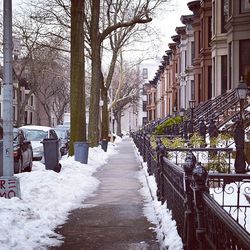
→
(50, 138, 159, 250)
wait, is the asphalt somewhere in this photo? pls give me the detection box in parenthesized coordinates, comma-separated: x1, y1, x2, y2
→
(50, 137, 160, 250)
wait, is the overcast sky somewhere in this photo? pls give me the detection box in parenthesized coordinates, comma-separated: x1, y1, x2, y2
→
(152, 0, 192, 58)
(2, 0, 192, 74)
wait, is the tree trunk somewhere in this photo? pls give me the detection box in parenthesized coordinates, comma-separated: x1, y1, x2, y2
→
(101, 50, 119, 141)
(88, 0, 101, 147)
(69, 0, 86, 155)
(101, 86, 109, 140)
(116, 110, 122, 136)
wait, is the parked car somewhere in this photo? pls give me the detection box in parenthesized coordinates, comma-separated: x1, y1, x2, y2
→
(20, 125, 61, 162)
(13, 128, 33, 174)
(54, 127, 70, 156)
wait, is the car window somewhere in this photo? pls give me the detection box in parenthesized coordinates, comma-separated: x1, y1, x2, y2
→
(25, 130, 48, 141)
(54, 129, 67, 139)
(50, 130, 58, 139)
(13, 131, 19, 146)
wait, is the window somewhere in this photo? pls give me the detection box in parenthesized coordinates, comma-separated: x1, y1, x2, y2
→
(208, 17, 212, 44)
(229, 42, 232, 89)
(142, 117, 147, 125)
(221, 55, 228, 94)
(208, 66, 212, 99)
(13, 88, 16, 99)
(148, 94, 152, 105)
(13, 106, 16, 121)
(191, 80, 195, 100)
(143, 101, 147, 112)
(30, 95, 34, 106)
(221, 0, 229, 33)
(239, 39, 250, 85)
(199, 30, 202, 51)
(25, 111, 28, 124)
(191, 41, 195, 65)
(212, 1, 215, 35)
(30, 112, 33, 124)
(0, 103, 1, 118)
(142, 68, 148, 79)
(241, 0, 250, 13)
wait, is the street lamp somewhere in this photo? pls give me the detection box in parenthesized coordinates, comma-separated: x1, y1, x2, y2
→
(179, 108, 185, 122)
(234, 78, 248, 173)
(236, 78, 248, 123)
(188, 100, 196, 137)
(173, 105, 177, 117)
(179, 108, 185, 139)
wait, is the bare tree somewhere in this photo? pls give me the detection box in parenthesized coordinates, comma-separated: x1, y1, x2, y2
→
(11, 0, 169, 147)
(32, 55, 70, 126)
(110, 57, 141, 135)
(87, 0, 167, 146)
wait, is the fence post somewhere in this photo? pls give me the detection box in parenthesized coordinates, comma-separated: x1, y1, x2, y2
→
(142, 132, 147, 162)
(156, 139, 163, 201)
(146, 134, 153, 175)
(183, 151, 196, 250)
(158, 143, 166, 204)
(192, 163, 208, 250)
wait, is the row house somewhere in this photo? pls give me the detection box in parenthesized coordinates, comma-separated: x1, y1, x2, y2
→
(145, 0, 250, 122)
(0, 77, 36, 128)
(212, 0, 250, 95)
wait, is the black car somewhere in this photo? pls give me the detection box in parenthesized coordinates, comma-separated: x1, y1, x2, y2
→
(54, 127, 70, 156)
(13, 128, 33, 173)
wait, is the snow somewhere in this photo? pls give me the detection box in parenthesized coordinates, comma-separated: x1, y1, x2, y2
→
(0, 136, 183, 250)
(137, 161, 183, 249)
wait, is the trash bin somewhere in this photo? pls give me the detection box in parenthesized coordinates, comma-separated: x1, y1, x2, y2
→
(101, 139, 108, 152)
(42, 138, 61, 173)
(74, 141, 89, 164)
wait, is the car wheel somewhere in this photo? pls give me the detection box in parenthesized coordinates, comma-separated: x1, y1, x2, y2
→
(14, 159, 22, 174)
(25, 159, 33, 172)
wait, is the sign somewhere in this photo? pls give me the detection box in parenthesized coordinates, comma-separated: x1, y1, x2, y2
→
(0, 177, 21, 199)
(12, 37, 21, 56)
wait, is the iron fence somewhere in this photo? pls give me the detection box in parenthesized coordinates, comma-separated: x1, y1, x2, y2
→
(132, 133, 250, 250)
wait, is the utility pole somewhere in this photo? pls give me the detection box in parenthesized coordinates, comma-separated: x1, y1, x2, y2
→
(0, 0, 21, 199)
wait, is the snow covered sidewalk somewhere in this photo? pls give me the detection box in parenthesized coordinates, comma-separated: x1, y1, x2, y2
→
(0, 136, 182, 250)
(50, 137, 161, 249)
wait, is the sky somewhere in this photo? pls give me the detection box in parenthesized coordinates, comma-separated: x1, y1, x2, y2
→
(152, 0, 192, 56)
(0, 136, 183, 250)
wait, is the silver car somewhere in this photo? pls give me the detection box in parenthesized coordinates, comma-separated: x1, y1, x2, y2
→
(20, 125, 61, 161)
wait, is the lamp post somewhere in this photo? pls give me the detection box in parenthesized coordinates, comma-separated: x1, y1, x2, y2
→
(188, 100, 196, 137)
(179, 108, 185, 138)
(234, 78, 248, 173)
(236, 78, 248, 123)
(173, 105, 177, 117)
(180, 108, 185, 122)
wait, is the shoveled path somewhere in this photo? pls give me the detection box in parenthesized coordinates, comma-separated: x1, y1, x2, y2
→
(50, 138, 159, 250)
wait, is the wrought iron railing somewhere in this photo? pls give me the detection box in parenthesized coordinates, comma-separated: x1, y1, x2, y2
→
(132, 133, 250, 250)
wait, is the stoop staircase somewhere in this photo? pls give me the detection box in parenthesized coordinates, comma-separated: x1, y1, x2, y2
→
(185, 89, 250, 134)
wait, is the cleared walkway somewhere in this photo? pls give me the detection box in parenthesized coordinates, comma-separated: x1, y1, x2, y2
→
(50, 138, 159, 250)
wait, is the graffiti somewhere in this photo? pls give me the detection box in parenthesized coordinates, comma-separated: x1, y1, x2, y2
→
(0, 177, 20, 198)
